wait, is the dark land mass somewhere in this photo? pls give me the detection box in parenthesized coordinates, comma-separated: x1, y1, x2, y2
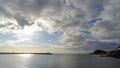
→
(0, 52, 52, 55)
(90, 50, 106, 54)
(91, 47, 120, 59)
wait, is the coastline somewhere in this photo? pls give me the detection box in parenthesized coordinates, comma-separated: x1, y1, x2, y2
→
(91, 47, 120, 59)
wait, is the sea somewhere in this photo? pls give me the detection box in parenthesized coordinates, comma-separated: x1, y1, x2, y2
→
(0, 54, 120, 68)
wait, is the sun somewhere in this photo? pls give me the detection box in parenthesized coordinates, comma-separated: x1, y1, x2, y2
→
(23, 26, 34, 35)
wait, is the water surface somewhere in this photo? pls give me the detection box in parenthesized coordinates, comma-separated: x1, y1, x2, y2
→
(0, 54, 120, 68)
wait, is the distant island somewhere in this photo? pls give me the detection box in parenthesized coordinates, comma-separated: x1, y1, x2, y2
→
(91, 47, 120, 58)
(0, 52, 52, 55)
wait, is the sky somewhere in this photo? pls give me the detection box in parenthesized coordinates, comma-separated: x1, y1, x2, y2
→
(0, 0, 120, 53)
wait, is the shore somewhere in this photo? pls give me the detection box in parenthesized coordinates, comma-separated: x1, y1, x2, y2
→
(91, 47, 120, 59)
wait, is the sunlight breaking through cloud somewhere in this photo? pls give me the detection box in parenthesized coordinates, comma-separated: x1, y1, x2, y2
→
(0, 0, 120, 53)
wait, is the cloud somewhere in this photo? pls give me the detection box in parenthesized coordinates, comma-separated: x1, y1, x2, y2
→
(91, 0, 120, 44)
(0, 0, 120, 52)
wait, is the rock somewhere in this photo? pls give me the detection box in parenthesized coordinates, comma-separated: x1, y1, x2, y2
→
(107, 50, 120, 58)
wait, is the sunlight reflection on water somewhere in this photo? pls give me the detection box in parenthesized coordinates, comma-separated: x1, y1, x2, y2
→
(18, 54, 33, 58)
(17, 54, 33, 68)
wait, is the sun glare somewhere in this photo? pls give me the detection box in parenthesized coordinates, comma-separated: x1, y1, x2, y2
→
(23, 26, 34, 35)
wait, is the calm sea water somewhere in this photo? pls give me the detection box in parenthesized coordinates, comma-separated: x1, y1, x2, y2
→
(0, 54, 120, 68)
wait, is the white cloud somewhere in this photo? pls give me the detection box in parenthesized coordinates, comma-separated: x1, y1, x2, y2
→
(0, 0, 120, 52)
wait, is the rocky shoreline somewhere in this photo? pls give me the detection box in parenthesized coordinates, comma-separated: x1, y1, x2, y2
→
(91, 47, 120, 59)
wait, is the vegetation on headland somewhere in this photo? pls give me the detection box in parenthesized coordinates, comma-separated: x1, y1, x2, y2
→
(91, 47, 120, 58)
(91, 50, 106, 54)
